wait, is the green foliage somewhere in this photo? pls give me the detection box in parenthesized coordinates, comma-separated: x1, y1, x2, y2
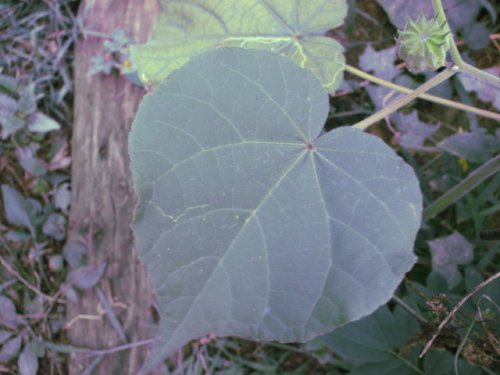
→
(130, 0, 347, 92)
(0, 76, 61, 139)
(88, 29, 136, 79)
(0, 2, 78, 374)
(0, 0, 79, 119)
(321, 304, 421, 374)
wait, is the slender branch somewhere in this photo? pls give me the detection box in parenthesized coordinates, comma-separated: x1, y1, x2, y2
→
(95, 286, 128, 344)
(0, 255, 65, 304)
(79, 339, 155, 358)
(345, 65, 500, 121)
(419, 271, 500, 358)
(41, 338, 155, 357)
(353, 67, 458, 131)
(454, 314, 477, 375)
(432, 0, 500, 87)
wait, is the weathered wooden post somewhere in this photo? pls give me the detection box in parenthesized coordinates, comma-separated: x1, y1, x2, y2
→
(66, 1, 159, 373)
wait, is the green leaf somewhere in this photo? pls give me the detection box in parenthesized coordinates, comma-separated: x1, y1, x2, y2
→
(393, 111, 439, 152)
(42, 213, 67, 241)
(423, 350, 481, 375)
(437, 129, 500, 163)
(359, 44, 400, 82)
(463, 22, 491, 51)
(458, 68, 500, 110)
(130, 0, 347, 92)
(28, 112, 61, 133)
(1, 184, 35, 238)
(18, 342, 39, 375)
(66, 262, 106, 290)
(464, 267, 500, 308)
(0, 330, 13, 346)
(129, 48, 422, 373)
(0, 93, 23, 139)
(320, 304, 420, 364)
(427, 231, 473, 289)
(350, 359, 412, 375)
(0, 296, 25, 328)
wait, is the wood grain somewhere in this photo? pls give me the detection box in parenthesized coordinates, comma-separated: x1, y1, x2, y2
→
(66, 1, 159, 373)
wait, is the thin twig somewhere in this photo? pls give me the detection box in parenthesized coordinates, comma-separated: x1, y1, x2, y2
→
(79, 339, 155, 358)
(94, 286, 128, 343)
(454, 314, 477, 375)
(419, 271, 500, 358)
(353, 67, 458, 131)
(345, 65, 500, 121)
(0, 255, 65, 304)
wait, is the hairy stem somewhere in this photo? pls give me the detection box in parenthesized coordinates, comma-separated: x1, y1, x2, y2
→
(432, 0, 500, 87)
(345, 65, 500, 121)
(353, 67, 458, 131)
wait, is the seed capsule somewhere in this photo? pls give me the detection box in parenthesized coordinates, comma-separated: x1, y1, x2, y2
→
(397, 13, 450, 72)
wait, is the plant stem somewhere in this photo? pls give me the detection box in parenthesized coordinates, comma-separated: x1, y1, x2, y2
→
(423, 153, 500, 221)
(345, 65, 500, 121)
(0, 254, 65, 304)
(353, 67, 458, 131)
(41, 338, 155, 356)
(433, 0, 500, 87)
(392, 295, 427, 323)
(80, 339, 155, 358)
(419, 271, 500, 358)
(454, 314, 477, 375)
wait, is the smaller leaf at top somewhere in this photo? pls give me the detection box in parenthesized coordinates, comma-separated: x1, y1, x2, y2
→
(0, 335, 22, 362)
(0, 330, 13, 345)
(131, 0, 347, 92)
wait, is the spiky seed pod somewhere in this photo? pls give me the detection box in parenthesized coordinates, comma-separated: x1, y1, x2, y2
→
(397, 13, 451, 73)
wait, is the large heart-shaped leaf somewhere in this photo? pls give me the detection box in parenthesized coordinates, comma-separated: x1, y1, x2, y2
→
(129, 48, 422, 373)
(130, 0, 347, 92)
